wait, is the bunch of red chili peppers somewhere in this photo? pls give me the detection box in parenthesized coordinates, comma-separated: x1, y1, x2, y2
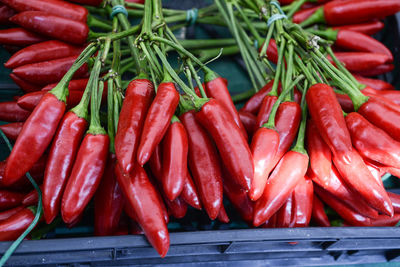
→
(0, 0, 400, 261)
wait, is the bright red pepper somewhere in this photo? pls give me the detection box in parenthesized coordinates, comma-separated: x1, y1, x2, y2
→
(311, 195, 330, 227)
(253, 150, 309, 226)
(115, 163, 169, 258)
(329, 52, 392, 72)
(217, 204, 230, 224)
(10, 11, 89, 45)
(42, 78, 89, 92)
(0, 206, 35, 241)
(353, 75, 394, 91)
(0, 101, 31, 122)
(94, 154, 124, 236)
(238, 111, 257, 137)
(9, 73, 42, 93)
(115, 78, 154, 174)
(0, 122, 23, 141)
(363, 88, 400, 106)
(137, 82, 179, 166)
(293, 5, 321, 24)
(61, 133, 109, 223)
(0, 206, 24, 222)
(0, 4, 15, 25)
(17, 90, 84, 111)
(256, 95, 278, 127)
(353, 64, 394, 77)
(332, 21, 385, 36)
(180, 110, 223, 220)
(180, 173, 201, 210)
(276, 192, 293, 228)
(291, 176, 313, 227)
(12, 55, 88, 86)
(5, 40, 84, 69)
(0, 28, 46, 46)
(0, 190, 24, 210)
(195, 99, 254, 191)
(240, 80, 273, 115)
(4, 93, 65, 185)
(2, 0, 88, 22)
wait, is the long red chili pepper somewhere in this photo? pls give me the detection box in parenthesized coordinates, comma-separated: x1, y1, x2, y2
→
(0, 190, 24, 210)
(0, 101, 31, 122)
(180, 173, 201, 210)
(369, 214, 400, 227)
(2, 0, 88, 22)
(115, 77, 154, 174)
(115, 163, 169, 257)
(17, 90, 84, 111)
(354, 64, 394, 77)
(311, 195, 330, 227)
(363, 88, 400, 106)
(293, 5, 321, 24)
(0, 122, 23, 141)
(276, 193, 293, 228)
(217, 204, 230, 224)
(329, 52, 392, 72)
(195, 99, 254, 191)
(353, 75, 394, 91)
(180, 110, 223, 220)
(5, 40, 83, 69)
(9, 73, 41, 93)
(0, 4, 15, 25)
(0, 206, 36, 241)
(291, 176, 313, 227)
(21, 185, 43, 206)
(240, 80, 273, 115)
(0, 206, 24, 222)
(0, 28, 46, 46)
(332, 21, 385, 36)
(12, 55, 88, 86)
(42, 78, 89, 92)
(256, 95, 278, 127)
(238, 111, 257, 137)
(137, 81, 180, 166)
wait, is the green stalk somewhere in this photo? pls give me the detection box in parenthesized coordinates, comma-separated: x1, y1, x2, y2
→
(187, 59, 206, 98)
(269, 38, 286, 96)
(107, 78, 115, 153)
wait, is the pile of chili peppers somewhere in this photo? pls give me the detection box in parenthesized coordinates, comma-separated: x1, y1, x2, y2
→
(0, 0, 399, 261)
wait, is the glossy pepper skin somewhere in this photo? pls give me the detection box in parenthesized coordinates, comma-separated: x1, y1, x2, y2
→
(311, 195, 330, 227)
(195, 99, 254, 191)
(180, 110, 223, 220)
(0, 28, 46, 46)
(0, 122, 23, 141)
(205, 76, 247, 139)
(238, 111, 257, 137)
(0, 206, 24, 222)
(256, 95, 278, 128)
(293, 5, 320, 24)
(61, 133, 109, 223)
(363, 88, 400, 106)
(115, 78, 154, 174)
(0, 207, 35, 241)
(276, 193, 293, 228)
(353, 75, 394, 91)
(5, 40, 83, 69)
(42, 78, 89, 92)
(291, 176, 313, 227)
(4, 93, 66, 185)
(240, 80, 273, 115)
(94, 154, 124, 236)
(253, 150, 309, 227)
(137, 82, 180, 166)
(2, 0, 88, 22)
(17, 90, 84, 111)
(164, 196, 187, 219)
(115, 163, 170, 258)
(12, 55, 88, 86)
(0, 190, 24, 210)
(43, 111, 88, 224)
(332, 21, 385, 35)
(249, 127, 280, 201)
(329, 52, 392, 73)
(180, 173, 201, 210)
(0, 101, 31, 122)
(161, 120, 188, 201)
(9, 73, 41, 93)
(10, 11, 89, 45)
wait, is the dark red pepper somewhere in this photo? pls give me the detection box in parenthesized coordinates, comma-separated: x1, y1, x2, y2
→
(276, 192, 294, 228)
(240, 80, 273, 115)
(180, 173, 201, 210)
(9, 73, 41, 93)
(332, 21, 385, 36)
(256, 95, 278, 127)
(353, 75, 394, 91)
(0, 206, 24, 222)
(21, 185, 42, 206)
(217, 204, 230, 224)
(17, 90, 84, 111)
(164, 196, 187, 219)
(42, 78, 88, 92)
(238, 111, 257, 137)
(388, 192, 400, 214)
(0, 206, 36, 241)
(291, 176, 313, 227)
(0, 190, 24, 210)
(311, 195, 330, 227)
(0, 101, 31, 122)
(329, 52, 392, 72)
(0, 28, 46, 46)
(0, 4, 15, 25)
(353, 64, 394, 77)
(0, 122, 23, 141)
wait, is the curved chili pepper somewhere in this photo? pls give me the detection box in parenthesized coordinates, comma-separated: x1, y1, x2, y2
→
(240, 80, 273, 115)
(12, 56, 88, 86)
(5, 40, 83, 69)
(137, 82, 179, 166)
(4, 93, 66, 185)
(346, 112, 400, 169)
(17, 90, 84, 111)
(115, 78, 154, 174)
(276, 192, 293, 228)
(293, 5, 321, 24)
(42, 78, 88, 92)
(253, 150, 309, 226)
(2, 0, 88, 22)
(249, 127, 280, 201)
(21, 185, 43, 206)
(10, 11, 89, 45)
(115, 163, 169, 258)
(0, 101, 31, 122)
(0, 206, 24, 222)
(217, 204, 229, 224)
(0, 28, 46, 46)
(180, 173, 201, 210)
(0, 122, 23, 141)
(0, 206, 35, 241)
(161, 119, 188, 201)
(353, 64, 394, 77)
(329, 52, 392, 72)
(9, 73, 41, 93)
(94, 154, 124, 236)
(180, 110, 223, 220)
(353, 75, 394, 91)
(256, 95, 278, 127)
(306, 120, 331, 187)
(238, 111, 257, 137)
(369, 214, 400, 227)
(195, 99, 254, 191)
(311, 195, 330, 227)
(388, 192, 400, 214)
(0, 4, 15, 25)
(333, 21, 385, 36)
(204, 74, 247, 139)
(291, 176, 313, 227)
(0, 190, 24, 210)
(61, 133, 109, 223)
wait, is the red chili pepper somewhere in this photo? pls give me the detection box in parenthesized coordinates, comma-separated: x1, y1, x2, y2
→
(115, 163, 169, 258)
(249, 127, 280, 201)
(4, 92, 66, 185)
(332, 21, 385, 36)
(293, 5, 321, 24)
(9, 73, 41, 93)
(291, 176, 313, 227)
(329, 52, 392, 72)
(195, 99, 254, 191)
(388, 192, 400, 214)
(180, 110, 223, 220)
(204, 74, 248, 139)
(65, 211, 83, 229)
(17, 90, 84, 111)
(0, 206, 36, 241)
(0, 4, 15, 25)
(256, 95, 278, 128)
(0, 122, 23, 141)
(306, 120, 331, 187)
(42, 78, 88, 92)
(364, 88, 400, 107)
(353, 75, 394, 91)
(253, 150, 309, 226)
(94, 154, 124, 236)
(353, 64, 394, 77)
(2, 0, 88, 22)
(0, 101, 31, 122)
(240, 80, 273, 115)
(12, 56, 88, 86)
(165, 196, 187, 219)
(278, 87, 302, 105)
(238, 111, 257, 137)
(0, 206, 24, 222)
(275, 192, 293, 228)
(0, 190, 24, 210)
(5, 40, 83, 69)
(61, 132, 109, 223)
(311, 195, 330, 227)
(0, 28, 46, 46)
(21, 185, 42, 206)
(10, 11, 89, 45)
(180, 173, 201, 210)
(137, 81, 180, 166)
(217, 204, 230, 224)
(115, 78, 154, 174)
(369, 214, 400, 227)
